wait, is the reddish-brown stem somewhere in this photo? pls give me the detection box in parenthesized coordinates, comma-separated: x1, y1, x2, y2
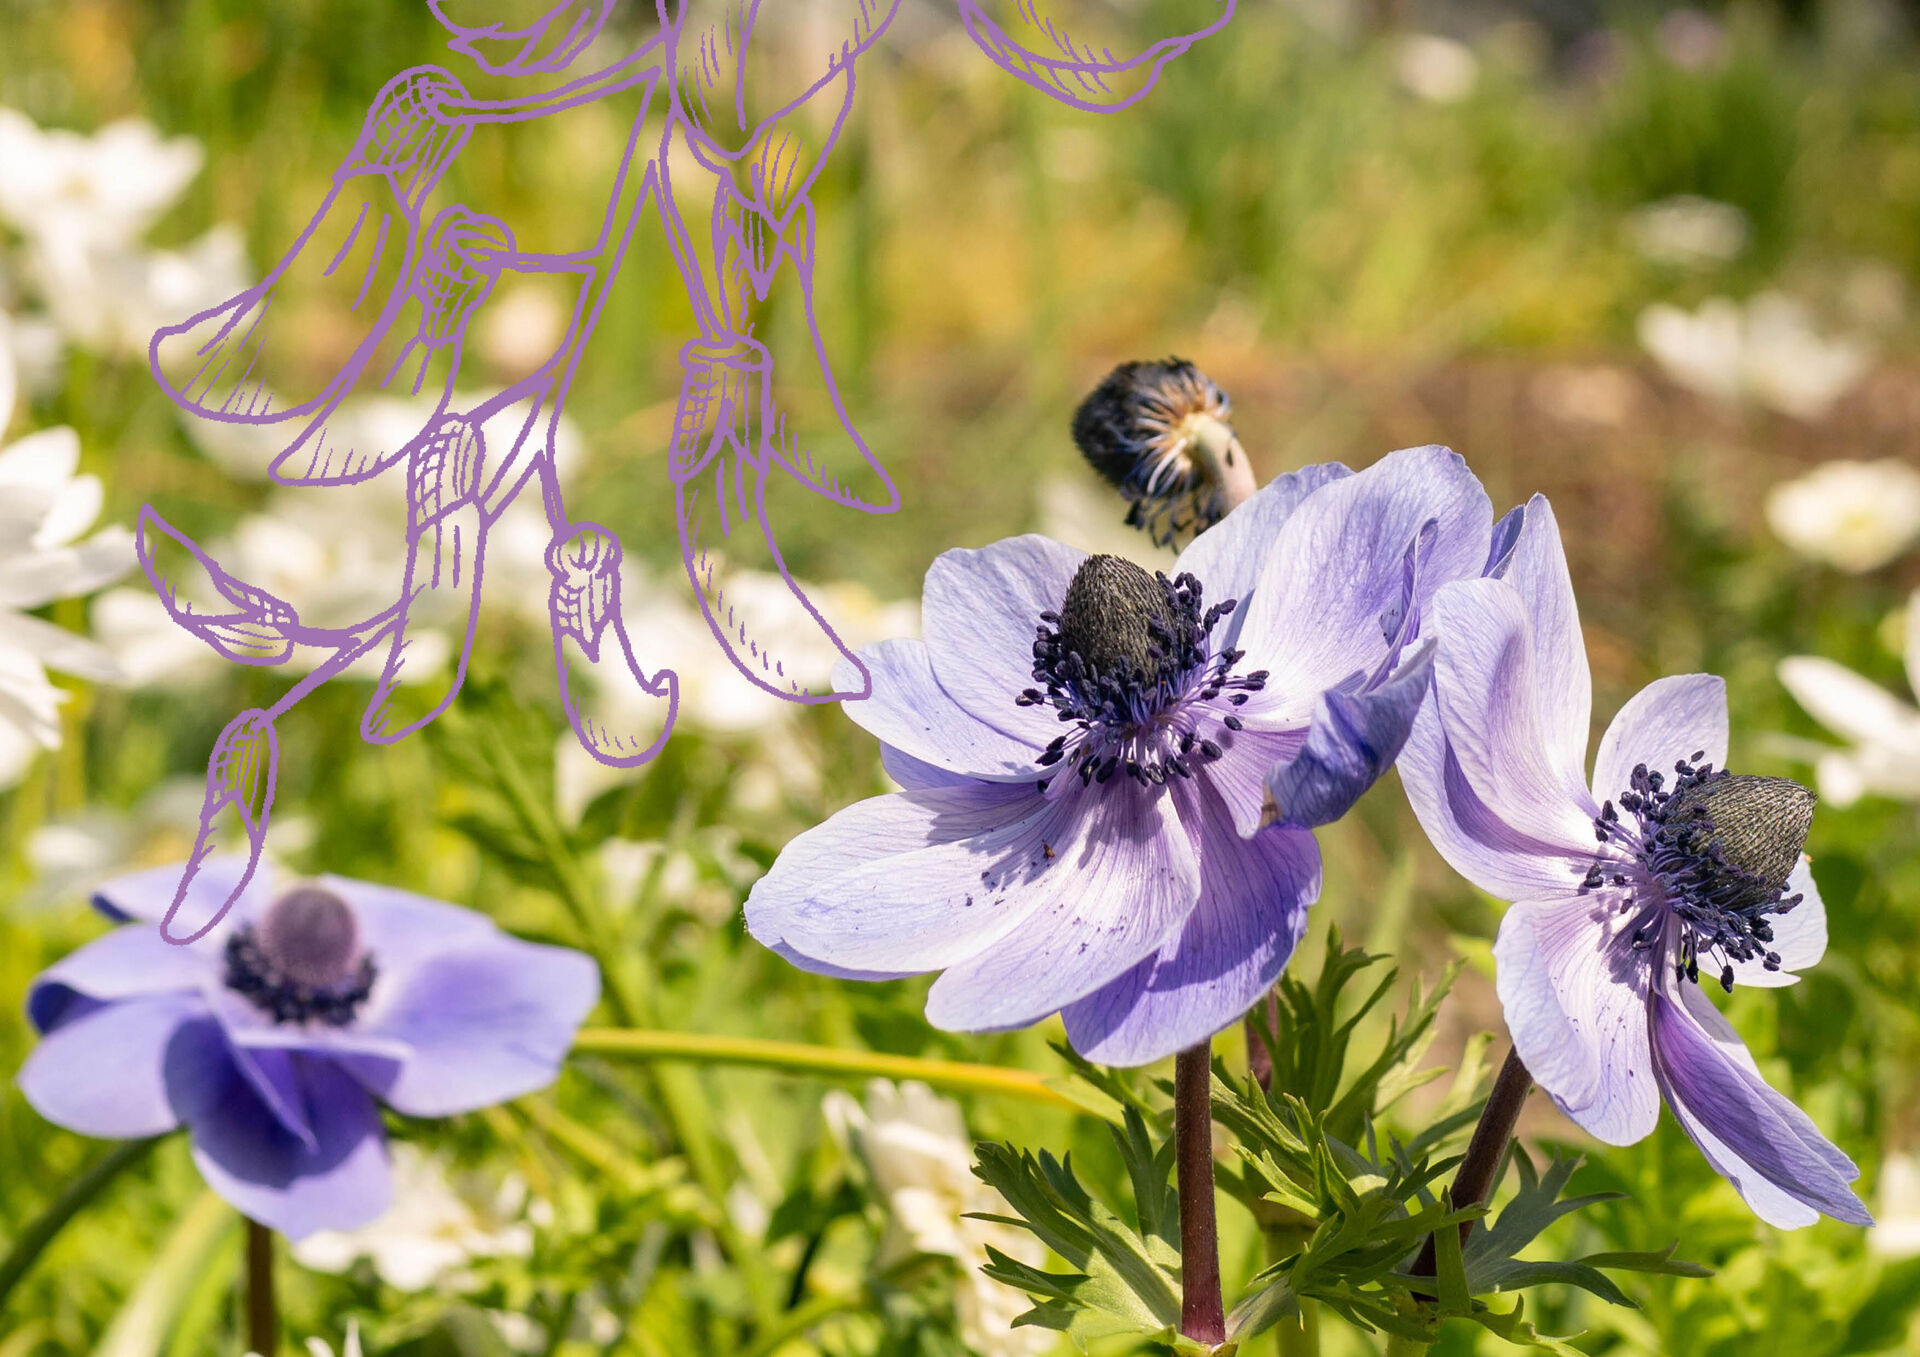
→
(1412, 1046, 1533, 1280)
(1245, 991, 1280, 1091)
(1175, 1041, 1226, 1346)
(246, 1218, 277, 1355)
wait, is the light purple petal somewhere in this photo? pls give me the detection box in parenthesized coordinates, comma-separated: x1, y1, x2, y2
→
(1427, 578, 1602, 859)
(1264, 640, 1433, 830)
(17, 994, 204, 1138)
(1493, 896, 1661, 1145)
(1649, 983, 1869, 1228)
(880, 743, 976, 791)
(227, 1043, 318, 1153)
(176, 1044, 392, 1239)
(1487, 495, 1589, 769)
(1236, 445, 1492, 714)
(748, 781, 1079, 977)
(834, 640, 1040, 780)
(348, 936, 599, 1116)
(1202, 722, 1306, 839)
(920, 535, 1086, 747)
(1590, 675, 1728, 805)
(1730, 858, 1826, 989)
(923, 781, 1201, 1032)
(27, 925, 211, 1033)
(91, 855, 280, 941)
(319, 876, 504, 985)
(1399, 698, 1606, 901)
(1172, 461, 1352, 607)
(1062, 781, 1319, 1066)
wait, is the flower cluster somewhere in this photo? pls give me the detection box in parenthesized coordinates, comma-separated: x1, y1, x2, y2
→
(752, 398, 1869, 1229)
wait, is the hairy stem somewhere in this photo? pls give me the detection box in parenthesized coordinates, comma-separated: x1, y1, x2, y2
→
(245, 1219, 276, 1356)
(1412, 1046, 1533, 1279)
(1175, 1041, 1226, 1346)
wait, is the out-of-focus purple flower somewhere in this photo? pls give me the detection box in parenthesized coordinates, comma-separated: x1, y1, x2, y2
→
(18, 858, 597, 1239)
(748, 446, 1496, 1065)
(1400, 501, 1870, 1228)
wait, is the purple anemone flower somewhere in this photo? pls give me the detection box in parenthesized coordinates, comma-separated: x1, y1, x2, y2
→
(19, 858, 597, 1238)
(747, 445, 1496, 1065)
(1399, 499, 1870, 1228)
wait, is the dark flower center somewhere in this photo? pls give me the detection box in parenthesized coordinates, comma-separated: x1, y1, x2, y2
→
(1591, 756, 1813, 991)
(1016, 555, 1265, 790)
(1071, 359, 1243, 547)
(225, 886, 377, 1026)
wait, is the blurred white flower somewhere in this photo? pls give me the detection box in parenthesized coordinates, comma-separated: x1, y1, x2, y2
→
(1638, 293, 1873, 421)
(0, 313, 132, 786)
(1395, 34, 1479, 104)
(1627, 196, 1748, 267)
(1036, 474, 1173, 571)
(114, 392, 577, 688)
(479, 283, 567, 375)
(1779, 591, 1920, 807)
(0, 109, 227, 355)
(1765, 459, 1920, 573)
(825, 1080, 1052, 1357)
(293, 1144, 534, 1291)
(1871, 1153, 1920, 1258)
(0, 111, 201, 252)
(554, 567, 916, 815)
(248, 1319, 362, 1357)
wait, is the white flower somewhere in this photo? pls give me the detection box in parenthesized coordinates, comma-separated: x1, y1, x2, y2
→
(0, 313, 132, 786)
(1035, 474, 1173, 571)
(1394, 34, 1478, 103)
(826, 1081, 1054, 1357)
(0, 111, 201, 252)
(1638, 293, 1874, 420)
(0, 109, 222, 354)
(1765, 459, 1920, 573)
(552, 567, 916, 815)
(292, 1144, 534, 1291)
(1871, 1153, 1920, 1259)
(1779, 591, 1920, 807)
(1627, 195, 1749, 267)
(247, 1319, 362, 1357)
(123, 391, 578, 688)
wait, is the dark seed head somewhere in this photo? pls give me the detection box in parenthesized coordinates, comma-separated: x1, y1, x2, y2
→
(1057, 555, 1177, 684)
(1665, 774, 1815, 908)
(1070, 359, 1246, 547)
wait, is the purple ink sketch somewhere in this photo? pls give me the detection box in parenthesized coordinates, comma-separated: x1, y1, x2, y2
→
(140, 0, 1237, 942)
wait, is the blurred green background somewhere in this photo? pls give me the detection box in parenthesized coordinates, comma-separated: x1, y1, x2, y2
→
(4, 0, 1920, 1353)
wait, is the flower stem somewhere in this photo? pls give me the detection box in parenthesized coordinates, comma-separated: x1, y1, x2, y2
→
(0, 1135, 159, 1315)
(571, 1028, 1079, 1109)
(1412, 1046, 1532, 1280)
(245, 1219, 276, 1356)
(1245, 990, 1279, 1091)
(1175, 1041, 1226, 1346)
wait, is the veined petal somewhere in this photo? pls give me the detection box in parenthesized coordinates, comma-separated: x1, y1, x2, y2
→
(17, 994, 204, 1138)
(1264, 640, 1433, 830)
(746, 781, 1071, 977)
(1204, 722, 1306, 839)
(834, 640, 1040, 781)
(1591, 675, 1728, 805)
(923, 781, 1201, 1033)
(1487, 495, 1590, 769)
(1172, 461, 1351, 608)
(92, 855, 278, 939)
(1494, 895, 1661, 1145)
(1649, 983, 1870, 1228)
(1728, 857, 1827, 989)
(1063, 782, 1318, 1066)
(920, 535, 1086, 747)
(1238, 445, 1492, 708)
(1428, 578, 1600, 858)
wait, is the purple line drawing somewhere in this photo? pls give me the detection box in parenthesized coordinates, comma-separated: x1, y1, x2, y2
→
(140, 0, 1238, 943)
